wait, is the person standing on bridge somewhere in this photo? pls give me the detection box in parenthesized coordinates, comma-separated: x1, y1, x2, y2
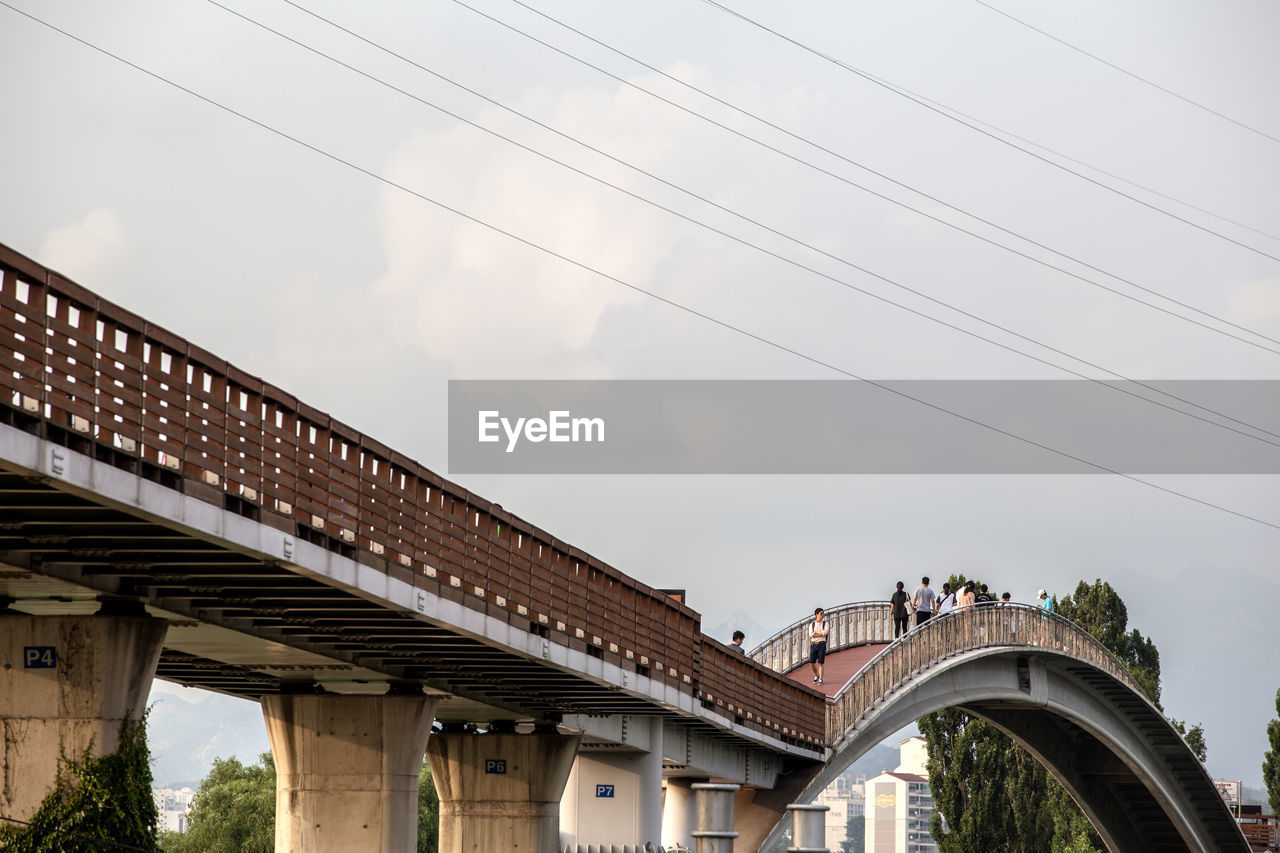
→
(890, 582, 911, 638)
(809, 607, 828, 685)
(1038, 589, 1055, 613)
(731, 630, 746, 653)
(912, 577, 936, 627)
(936, 582, 957, 616)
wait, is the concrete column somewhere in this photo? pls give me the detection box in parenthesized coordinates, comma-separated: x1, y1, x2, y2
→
(663, 778, 703, 851)
(787, 803, 829, 852)
(0, 611, 166, 822)
(560, 716, 664, 849)
(262, 691, 438, 853)
(637, 715, 664, 844)
(427, 729, 580, 853)
(692, 782, 740, 853)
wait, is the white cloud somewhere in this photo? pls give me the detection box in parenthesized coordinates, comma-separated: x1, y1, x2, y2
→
(372, 80, 724, 378)
(38, 208, 130, 283)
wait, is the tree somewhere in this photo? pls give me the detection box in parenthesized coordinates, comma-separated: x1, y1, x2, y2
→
(161, 755, 442, 853)
(1169, 719, 1208, 762)
(1058, 580, 1161, 707)
(418, 762, 440, 853)
(1265, 688, 1280, 816)
(162, 754, 275, 853)
(841, 813, 865, 853)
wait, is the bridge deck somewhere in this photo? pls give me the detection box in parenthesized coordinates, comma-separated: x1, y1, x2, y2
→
(785, 643, 889, 700)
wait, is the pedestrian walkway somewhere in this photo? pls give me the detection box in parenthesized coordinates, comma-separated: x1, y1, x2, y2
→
(785, 643, 888, 699)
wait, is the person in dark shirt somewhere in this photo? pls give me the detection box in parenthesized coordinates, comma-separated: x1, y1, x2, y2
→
(731, 630, 746, 653)
(890, 581, 911, 638)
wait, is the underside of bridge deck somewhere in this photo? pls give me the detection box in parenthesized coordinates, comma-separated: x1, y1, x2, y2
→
(0, 465, 693, 727)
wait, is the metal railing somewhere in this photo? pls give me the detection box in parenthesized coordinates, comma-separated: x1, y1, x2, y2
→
(826, 603, 1145, 745)
(749, 601, 893, 673)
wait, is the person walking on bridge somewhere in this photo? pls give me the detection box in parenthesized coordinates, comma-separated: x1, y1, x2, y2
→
(890, 582, 911, 638)
(809, 607, 828, 685)
(912, 577, 936, 627)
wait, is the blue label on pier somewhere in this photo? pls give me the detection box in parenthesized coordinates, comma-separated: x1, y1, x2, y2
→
(24, 646, 56, 669)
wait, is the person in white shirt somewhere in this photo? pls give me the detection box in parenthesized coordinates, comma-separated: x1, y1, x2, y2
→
(808, 607, 828, 685)
(936, 582, 957, 615)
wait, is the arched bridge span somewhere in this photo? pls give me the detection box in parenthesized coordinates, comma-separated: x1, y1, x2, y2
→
(753, 604, 1247, 853)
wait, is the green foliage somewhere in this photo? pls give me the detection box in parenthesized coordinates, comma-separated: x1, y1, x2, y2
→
(1058, 580, 1161, 707)
(1169, 719, 1208, 762)
(159, 754, 441, 853)
(1265, 688, 1280, 815)
(160, 754, 275, 853)
(840, 813, 865, 853)
(0, 717, 158, 852)
(920, 708, 1066, 853)
(418, 762, 440, 853)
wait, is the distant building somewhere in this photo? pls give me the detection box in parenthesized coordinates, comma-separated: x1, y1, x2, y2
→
(153, 786, 196, 833)
(1214, 781, 1278, 852)
(864, 736, 937, 853)
(814, 767, 867, 850)
(817, 784, 849, 851)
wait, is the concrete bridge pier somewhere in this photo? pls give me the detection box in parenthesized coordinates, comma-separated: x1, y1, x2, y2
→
(561, 715, 664, 849)
(0, 606, 166, 823)
(262, 689, 438, 853)
(662, 778, 703, 850)
(426, 726, 581, 853)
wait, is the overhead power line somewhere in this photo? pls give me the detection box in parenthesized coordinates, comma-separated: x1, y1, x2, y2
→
(455, 0, 1280, 351)
(857, 66, 1280, 246)
(972, 0, 1280, 146)
(229, 0, 1280, 449)
(1, 1, 1276, 533)
(697, 0, 1280, 266)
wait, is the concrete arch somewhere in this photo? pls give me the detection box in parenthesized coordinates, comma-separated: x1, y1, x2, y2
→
(756, 630, 1247, 852)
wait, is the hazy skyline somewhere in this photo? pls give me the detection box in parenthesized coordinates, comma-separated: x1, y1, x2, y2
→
(2, 0, 1276, 790)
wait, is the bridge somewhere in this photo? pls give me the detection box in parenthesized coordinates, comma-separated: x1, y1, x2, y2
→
(0, 242, 1246, 852)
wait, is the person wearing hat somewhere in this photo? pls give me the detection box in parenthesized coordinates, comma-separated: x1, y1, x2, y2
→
(1038, 589, 1055, 614)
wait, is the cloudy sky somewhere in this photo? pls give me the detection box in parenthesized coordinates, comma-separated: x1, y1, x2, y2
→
(2, 0, 1277, 790)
